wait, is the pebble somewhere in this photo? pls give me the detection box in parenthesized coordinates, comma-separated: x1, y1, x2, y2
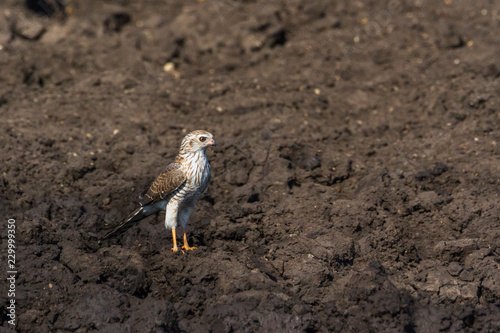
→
(447, 262, 463, 277)
(13, 16, 46, 40)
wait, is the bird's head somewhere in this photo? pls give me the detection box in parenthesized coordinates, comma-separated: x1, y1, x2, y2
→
(179, 130, 216, 155)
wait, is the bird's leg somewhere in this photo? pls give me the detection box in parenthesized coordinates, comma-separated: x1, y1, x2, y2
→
(181, 228, 197, 251)
(171, 228, 179, 252)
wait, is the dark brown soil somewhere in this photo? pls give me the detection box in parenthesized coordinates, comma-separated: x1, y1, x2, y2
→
(1, 0, 500, 332)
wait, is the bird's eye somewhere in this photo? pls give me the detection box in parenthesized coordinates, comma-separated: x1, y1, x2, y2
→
(199, 137, 207, 142)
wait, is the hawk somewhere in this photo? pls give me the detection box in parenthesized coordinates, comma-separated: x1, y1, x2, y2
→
(103, 130, 216, 252)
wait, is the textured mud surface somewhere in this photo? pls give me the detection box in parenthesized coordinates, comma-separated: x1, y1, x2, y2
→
(1, 0, 500, 332)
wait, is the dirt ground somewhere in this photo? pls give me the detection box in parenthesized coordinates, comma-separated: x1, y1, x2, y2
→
(1, 0, 500, 332)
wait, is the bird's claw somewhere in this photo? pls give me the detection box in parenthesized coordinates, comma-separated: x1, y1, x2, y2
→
(181, 245, 197, 251)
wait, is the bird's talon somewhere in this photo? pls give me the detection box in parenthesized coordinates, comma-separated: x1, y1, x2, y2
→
(181, 246, 197, 251)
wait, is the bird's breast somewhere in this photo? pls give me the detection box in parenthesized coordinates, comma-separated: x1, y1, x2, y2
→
(177, 152, 211, 200)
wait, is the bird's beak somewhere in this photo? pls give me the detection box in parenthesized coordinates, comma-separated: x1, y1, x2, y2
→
(205, 139, 216, 147)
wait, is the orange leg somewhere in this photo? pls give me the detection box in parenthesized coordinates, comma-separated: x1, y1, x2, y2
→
(171, 229, 178, 252)
(181, 228, 197, 251)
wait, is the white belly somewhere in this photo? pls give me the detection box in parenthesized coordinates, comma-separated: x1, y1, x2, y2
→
(164, 157, 211, 230)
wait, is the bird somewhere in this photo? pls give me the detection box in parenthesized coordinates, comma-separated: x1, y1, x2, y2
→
(103, 130, 216, 252)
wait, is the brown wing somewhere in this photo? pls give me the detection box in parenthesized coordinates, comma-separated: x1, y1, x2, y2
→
(138, 162, 186, 206)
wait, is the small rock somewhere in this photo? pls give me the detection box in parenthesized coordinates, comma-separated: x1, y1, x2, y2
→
(481, 271, 500, 301)
(414, 162, 449, 181)
(163, 62, 175, 72)
(439, 285, 461, 302)
(410, 191, 438, 212)
(459, 270, 474, 282)
(447, 262, 463, 277)
(12, 17, 46, 40)
(464, 248, 492, 268)
(459, 283, 478, 299)
(434, 238, 479, 261)
(241, 34, 263, 52)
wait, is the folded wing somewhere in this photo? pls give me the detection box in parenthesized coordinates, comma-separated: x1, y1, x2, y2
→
(139, 162, 186, 206)
(102, 162, 186, 240)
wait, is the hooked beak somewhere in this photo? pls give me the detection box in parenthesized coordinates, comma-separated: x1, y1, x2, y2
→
(205, 139, 216, 147)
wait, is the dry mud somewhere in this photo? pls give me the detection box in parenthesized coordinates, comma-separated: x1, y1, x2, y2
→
(1, 0, 500, 332)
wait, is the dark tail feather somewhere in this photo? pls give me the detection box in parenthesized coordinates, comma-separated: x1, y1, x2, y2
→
(102, 207, 148, 240)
